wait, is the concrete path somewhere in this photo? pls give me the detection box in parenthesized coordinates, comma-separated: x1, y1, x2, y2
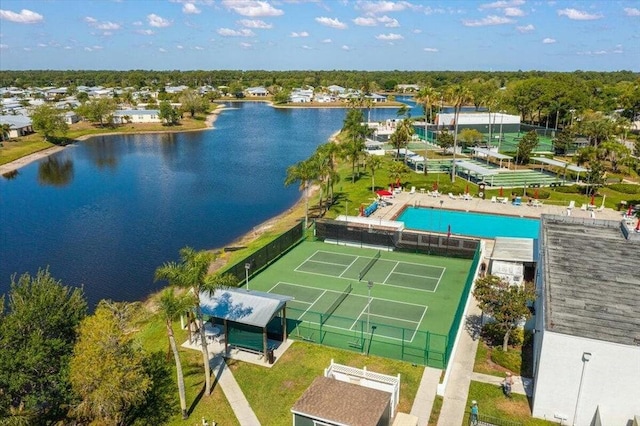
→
(210, 356, 261, 426)
(470, 372, 532, 397)
(410, 366, 442, 425)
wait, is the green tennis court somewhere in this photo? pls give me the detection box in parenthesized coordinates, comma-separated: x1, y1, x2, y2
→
(247, 240, 476, 369)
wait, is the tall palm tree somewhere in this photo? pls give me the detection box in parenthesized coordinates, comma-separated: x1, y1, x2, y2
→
(158, 288, 195, 420)
(284, 159, 318, 228)
(1, 123, 11, 142)
(415, 86, 437, 124)
(445, 84, 473, 182)
(366, 155, 383, 192)
(154, 247, 237, 397)
(340, 108, 372, 182)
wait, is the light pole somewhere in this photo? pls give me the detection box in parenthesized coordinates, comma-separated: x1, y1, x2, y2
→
(569, 109, 576, 127)
(573, 352, 592, 425)
(244, 262, 251, 291)
(498, 111, 505, 153)
(367, 280, 374, 331)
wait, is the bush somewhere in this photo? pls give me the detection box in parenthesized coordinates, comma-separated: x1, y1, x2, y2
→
(607, 183, 640, 194)
(481, 323, 523, 347)
(553, 185, 582, 194)
(490, 346, 522, 373)
(524, 189, 550, 199)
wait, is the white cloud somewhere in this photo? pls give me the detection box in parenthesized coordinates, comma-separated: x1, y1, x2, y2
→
(423, 47, 438, 52)
(301, 45, 311, 50)
(238, 19, 272, 29)
(612, 44, 623, 53)
(97, 21, 120, 30)
(424, 6, 445, 15)
(222, 0, 283, 17)
(378, 15, 399, 27)
(624, 8, 640, 16)
(193, 46, 204, 50)
(183, 3, 201, 14)
(240, 42, 252, 48)
(0, 44, 8, 49)
(132, 20, 143, 26)
(0, 8, 43, 24)
(557, 8, 602, 20)
(136, 29, 155, 35)
(84, 16, 97, 23)
(542, 37, 556, 44)
(177, 45, 184, 49)
(217, 28, 255, 36)
(92, 45, 103, 50)
(479, 0, 525, 9)
(37, 43, 46, 47)
(148, 14, 171, 27)
(84, 47, 93, 52)
(357, 1, 413, 15)
(341, 45, 350, 50)
(463, 15, 513, 26)
(64, 46, 72, 50)
(290, 31, 309, 37)
(516, 24, 534, 33)
(322, 38, 332, 43)
(353, 16, 377, 26)
(504, 7, 524, 17)
(159, 47, 167, 52)
(376, 33, 403, 40)
(315, 16, 347, 29)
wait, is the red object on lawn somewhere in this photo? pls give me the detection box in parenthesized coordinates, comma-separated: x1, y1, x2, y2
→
(376, 190, 393, 197)
(636, 219, 640, 232)
(627, 206, 633, 216)
(433, 182, 438, 191)
(590, 194, 595, 205)
(499, 187, 504, 197)
(534, 188, 539, 199)
(465, 183, 469, 194)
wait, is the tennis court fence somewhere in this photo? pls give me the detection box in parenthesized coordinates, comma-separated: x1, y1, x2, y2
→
(270, 307, 449, 369)
(314, 219, 479, 258)
(220, 221, 305, 284)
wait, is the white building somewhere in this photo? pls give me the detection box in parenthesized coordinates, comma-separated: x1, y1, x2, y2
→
(0, 115, 34, 138)
(532, 216, 640, 425)
(112, 109, 160, 124)
(435, 111, 521, 134)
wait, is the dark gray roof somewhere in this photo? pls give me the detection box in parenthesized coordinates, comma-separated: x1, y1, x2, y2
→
(291, 377, 390, 426)
(541, 216, 640, 346)
(199, 288, 293, 328)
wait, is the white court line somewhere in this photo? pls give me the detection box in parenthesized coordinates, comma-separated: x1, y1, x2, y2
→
(432, 267, 447, 293)
(338, 256, 360, 278)
(382, 260, 401, 283)
(392, 271, 440, 281)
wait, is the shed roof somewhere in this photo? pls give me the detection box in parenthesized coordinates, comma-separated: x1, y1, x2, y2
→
(471, 147, 513, 160)
(455, 160, 500, 176)
(531, 157, 588, 173)
(199, 288, 293, 328)
(491, 237, 537, 263)
(541, 216, 640, 346)
(291, 376, 390, 426)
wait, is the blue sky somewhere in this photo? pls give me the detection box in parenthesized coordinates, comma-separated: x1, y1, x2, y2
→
(0, 0, 638, 71)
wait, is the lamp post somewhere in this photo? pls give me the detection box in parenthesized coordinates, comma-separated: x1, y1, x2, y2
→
(498, 111, 505, 154)
(367, 280, 374, 331)
(573, 352, 592, 425)
(244, 262, 251, 291)
(569, 109, 576, 127)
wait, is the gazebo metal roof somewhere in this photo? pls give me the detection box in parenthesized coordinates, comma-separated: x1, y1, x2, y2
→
(199, 288, 293, 328)
(531, 157, 588, 173)
(454, 160, 500, 176)
(471, 147, 513, 160)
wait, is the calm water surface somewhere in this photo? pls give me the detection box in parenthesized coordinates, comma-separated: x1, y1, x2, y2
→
(0, 102, 407, 307)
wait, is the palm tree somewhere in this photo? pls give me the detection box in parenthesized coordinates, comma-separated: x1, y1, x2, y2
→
(154, 247, 238, 397)
(387, 161, 410, 189)
(340, 108, 372, 182)
(313, 143, 341, 214)
(445, 84, 473, 182)
(284, 159, 317, 228)
(415, 86, 438, 124)
(366, 155, 383, 192)
(158, 288, 195, 420)
(1, 123, 11, 142)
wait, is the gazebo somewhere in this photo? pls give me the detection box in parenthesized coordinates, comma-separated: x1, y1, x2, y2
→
(531, 157, 588, 183)
(199, 287, 293, 362)
(471, 147, 513, 169)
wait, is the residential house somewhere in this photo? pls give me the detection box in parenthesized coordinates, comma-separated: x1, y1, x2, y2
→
(396, 84, 420, 92)
(245, 86, 269, 97)
(326, 85, 346, 95)
(531, 215, 640, 425)
(0, 115, 34, 138)
(366, 93, 388, 103)
(64, 111, 80, 124)
(112, 109, 160, 124)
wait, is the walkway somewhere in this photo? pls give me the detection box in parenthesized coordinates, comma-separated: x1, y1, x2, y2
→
(210, 356, 261, 426)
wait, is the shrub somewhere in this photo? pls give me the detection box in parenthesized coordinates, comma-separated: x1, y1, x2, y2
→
(524, 189, 550, 199)
(490, 346, 522, 373)
(481, 323, 523, 347)
(607, 183, 640, 194)
(553, 185, 582, 194)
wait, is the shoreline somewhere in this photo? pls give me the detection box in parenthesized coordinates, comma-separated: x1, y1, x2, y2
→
(0, 107, 226, 175)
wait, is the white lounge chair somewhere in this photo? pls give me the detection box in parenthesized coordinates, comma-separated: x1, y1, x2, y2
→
(462, 193, 472, 201)
(448, 192, 458, 199)
(490, 196, 497, 203)
(409, 186, 416, 194)
(580, 203, 588, 211)
(532, 200, 543, 208)
(568, 200, 576, 210)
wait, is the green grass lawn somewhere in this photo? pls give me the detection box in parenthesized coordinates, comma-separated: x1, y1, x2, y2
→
(464, 381, 556, 426)
(0, 135, 54, 165)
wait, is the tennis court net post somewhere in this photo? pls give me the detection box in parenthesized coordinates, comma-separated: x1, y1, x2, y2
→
(358, 250, 381, 281)
(320, 283, 352, 325)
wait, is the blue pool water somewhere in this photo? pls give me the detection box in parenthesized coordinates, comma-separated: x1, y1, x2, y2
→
(396, 207, 540, 239)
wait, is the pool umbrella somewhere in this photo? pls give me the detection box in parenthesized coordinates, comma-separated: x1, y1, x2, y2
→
(636, 219, 640, 232)
(627, 205, 633, 216)
(376, 190, 393, 197)
(499, 187, 503, 197)
(534, 188, 539, 199)
(465, 183, 469, 194)
(590, 194, 595, 205)
(433, 182, 438, 191)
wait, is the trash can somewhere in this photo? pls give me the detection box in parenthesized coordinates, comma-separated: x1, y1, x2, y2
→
(267, 348, 275, 364)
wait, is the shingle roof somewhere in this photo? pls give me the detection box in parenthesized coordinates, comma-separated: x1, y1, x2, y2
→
(291, 377, 390, 426)
(541, 216, 640, 346)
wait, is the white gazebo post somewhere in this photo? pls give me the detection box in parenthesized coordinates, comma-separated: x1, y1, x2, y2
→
(245, 262, 251, 291)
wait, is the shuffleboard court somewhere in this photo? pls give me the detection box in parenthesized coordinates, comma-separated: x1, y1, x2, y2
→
(246, 240, 477, 369)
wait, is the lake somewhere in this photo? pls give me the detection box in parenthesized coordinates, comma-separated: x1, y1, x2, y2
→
(0, 100, 415, 308)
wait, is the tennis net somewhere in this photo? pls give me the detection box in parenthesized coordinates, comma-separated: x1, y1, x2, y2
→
(359, 250, 381, 281)
(321, 283, 352, 325)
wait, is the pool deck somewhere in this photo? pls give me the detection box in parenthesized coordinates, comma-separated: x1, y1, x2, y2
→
(370, 190, 624, 223)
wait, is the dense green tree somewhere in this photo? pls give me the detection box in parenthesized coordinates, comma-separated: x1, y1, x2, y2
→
(599, 141, 631, 173)
(159, 101, 180, 125)
(584, 159, 606, 195)
(312, 142, 341, 214)
(437, 130, 454, 155)
(0, 269, 87, 424)
(340, 108, 372, 182)
(473, 275, 535, 352)
(415, 86, 439, 123)
(0, 123, 10, 142)
(30, 104, 68, 141)
(75, 91, 89, 103)
(76, 98, 117, 127)
(158, 289, 195, 420)
(179, 89, 208, 117)
(366, 154, 383, 192)
(387, 161, 410, 188)
(458, 128, 484, 148)
(154, 248, 237, 397)
(70, 301, 151, 425)
(272, 89, 291, 104)
(515, 131, 539, 165)
(553, 129, 575, 155)
(444, 84, 472, 181)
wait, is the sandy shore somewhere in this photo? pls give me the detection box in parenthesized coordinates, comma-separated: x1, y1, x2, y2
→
(0, 107, 226, 175)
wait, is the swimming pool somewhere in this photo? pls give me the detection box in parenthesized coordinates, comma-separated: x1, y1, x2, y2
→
(396, 206, 540, 239)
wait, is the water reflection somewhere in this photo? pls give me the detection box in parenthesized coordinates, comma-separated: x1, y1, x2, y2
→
(88, 138, 119, 170)
(38, 156, 74, 187)
(2, 169, 19, 180)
